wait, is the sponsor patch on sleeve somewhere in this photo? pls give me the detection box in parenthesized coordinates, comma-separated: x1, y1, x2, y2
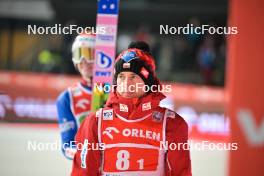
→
(166, 109, 176, 119)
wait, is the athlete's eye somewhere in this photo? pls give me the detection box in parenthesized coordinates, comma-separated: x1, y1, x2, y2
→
(130, 75, 136, 80)
(130, 74, 138, 79)
(118, 74, 124, 80)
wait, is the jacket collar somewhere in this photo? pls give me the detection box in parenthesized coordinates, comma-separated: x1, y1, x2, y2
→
(105, 91, 166, 120)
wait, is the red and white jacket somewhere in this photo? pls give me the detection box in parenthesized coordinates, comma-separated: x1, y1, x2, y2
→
(71, 91, 192, 176)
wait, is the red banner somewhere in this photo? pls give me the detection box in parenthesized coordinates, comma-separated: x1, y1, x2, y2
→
(0, 71, 228, 141)
(0, 71, 79, 122)
(227, 0, 264, 175)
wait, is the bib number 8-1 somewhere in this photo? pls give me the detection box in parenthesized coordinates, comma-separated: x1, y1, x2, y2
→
(116, 150, 144, 171)
(116, 150, 129, 170)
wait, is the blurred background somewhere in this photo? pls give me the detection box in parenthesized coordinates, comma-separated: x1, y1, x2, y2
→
(0, 0, 262, 176)
(0, 0, 227, 86)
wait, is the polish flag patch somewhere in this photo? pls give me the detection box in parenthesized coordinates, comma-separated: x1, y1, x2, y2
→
(142, 102, 151, 111)
(123, 63, 131, 68)
(140, 67, 149, 78)
(119, 103, 128, 112)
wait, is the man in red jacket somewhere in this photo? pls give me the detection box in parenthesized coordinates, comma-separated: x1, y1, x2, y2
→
(71, 41, 192, 176)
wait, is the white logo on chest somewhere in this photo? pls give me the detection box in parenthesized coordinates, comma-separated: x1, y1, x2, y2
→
(103, 127, 161, 141)
(123, 128, 160, 141)
(103, 127, 120, 140)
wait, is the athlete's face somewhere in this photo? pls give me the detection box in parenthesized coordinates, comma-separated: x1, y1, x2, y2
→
(77, 59, 94, 81)
(116, 72, 146, 98)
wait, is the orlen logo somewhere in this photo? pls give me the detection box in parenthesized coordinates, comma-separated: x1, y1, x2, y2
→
(96, 51, 112, 69)
(103, 127, 120, 140)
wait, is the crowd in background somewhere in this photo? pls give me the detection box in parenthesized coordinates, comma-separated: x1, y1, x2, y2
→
(0, 18, 226, 87)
